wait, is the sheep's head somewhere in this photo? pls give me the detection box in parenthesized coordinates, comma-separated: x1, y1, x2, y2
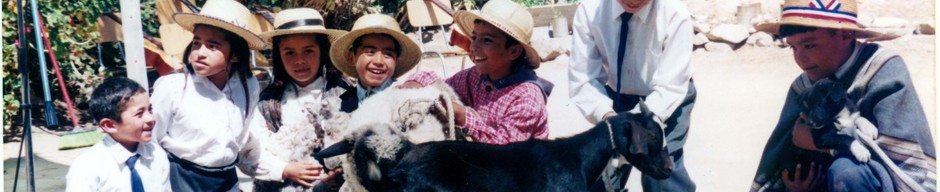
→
(608, 102, 673, 179)
(313, 123, 413, 192)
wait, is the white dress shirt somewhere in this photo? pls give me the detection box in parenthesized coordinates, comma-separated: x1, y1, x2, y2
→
(151, 72, 285, 181)
(66, 136, 171, 192)
(569, 0, 694, 124)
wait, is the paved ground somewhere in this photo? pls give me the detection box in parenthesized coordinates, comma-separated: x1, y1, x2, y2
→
(4, 34, 935, 191)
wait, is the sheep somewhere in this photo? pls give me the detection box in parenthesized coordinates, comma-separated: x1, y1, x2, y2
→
(317, 81, 469, 191)
(314, 102, 674, 192)
(252, 88, 345, 192)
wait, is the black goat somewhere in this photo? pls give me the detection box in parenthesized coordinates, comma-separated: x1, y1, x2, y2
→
(801, 78, 872, 162)
(315, 104, 673, 191)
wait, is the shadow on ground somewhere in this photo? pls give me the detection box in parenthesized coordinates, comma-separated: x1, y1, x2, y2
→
(4, 153, 70, 191)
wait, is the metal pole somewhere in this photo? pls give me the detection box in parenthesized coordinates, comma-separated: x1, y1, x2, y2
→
(14, 0, 34, 190)
(24, 0, 46, 190)
(29, 0, 57, 129)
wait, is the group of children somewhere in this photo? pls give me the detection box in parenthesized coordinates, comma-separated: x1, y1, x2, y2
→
(65, 0, 936, 191)
(66, 0, 551, 191)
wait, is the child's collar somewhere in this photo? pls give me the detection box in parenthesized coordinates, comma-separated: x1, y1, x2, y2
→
(833, 41, 863, 80)
(356, 79, 396, 102)
(481, 66, 538, 90)
(102, 135, 152, 165)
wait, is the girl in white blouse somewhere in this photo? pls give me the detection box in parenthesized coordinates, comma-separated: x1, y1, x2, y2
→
(250, 8, 352, 191)
(150, 0, 315, 191)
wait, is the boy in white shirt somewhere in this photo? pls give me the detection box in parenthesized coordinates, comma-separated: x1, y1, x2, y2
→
(66, 77, 171, 192)
(569, 0, 696, 191)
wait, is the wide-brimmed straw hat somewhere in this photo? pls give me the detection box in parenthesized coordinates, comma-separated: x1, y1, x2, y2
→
(330, 14, 421, 79)
(755, 0, 882, 39)
(173, 0, 266, 50)
(259, 8, 347, 46)
(454, 0, 541, 68)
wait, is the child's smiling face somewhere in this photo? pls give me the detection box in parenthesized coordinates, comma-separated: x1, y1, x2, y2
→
(349, 34, 399, 88)
(468, 21, 523, 79)
(104, 92, 156, 150)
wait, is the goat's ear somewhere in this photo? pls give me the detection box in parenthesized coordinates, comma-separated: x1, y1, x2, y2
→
(314, 139, 354, 159)
(629, 123, 649, 155)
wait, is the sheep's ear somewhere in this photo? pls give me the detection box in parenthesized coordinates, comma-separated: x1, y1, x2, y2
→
(314, 139, 354, 159)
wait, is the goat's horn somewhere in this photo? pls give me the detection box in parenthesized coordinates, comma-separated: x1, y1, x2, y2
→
(638, 100, 651, 115)
(314, 139, 354, 159)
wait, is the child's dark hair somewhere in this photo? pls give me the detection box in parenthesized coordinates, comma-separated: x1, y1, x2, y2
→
(181, 24, 253, 117)
(89, 77, 146, 123)
(350, 33, 401, 57)
(504, 34, 529, 70)
(778, 25, 837, 38)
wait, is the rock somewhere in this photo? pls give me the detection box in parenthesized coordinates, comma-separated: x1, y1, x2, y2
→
(750, 14, 775, 25)
(707, 24, 750, 44)
(693, 33, 710, 46)
(704, 42, 734, 52)
(693, 21, 711, 34)
(531, 35, 572, 62)
(916, 22, 935, 35)
(736, 2, 762, 25)
(868, 17, 913, 39)
(746, 32, 774, 47)
(869, 28, 914, 39)
(871, 17, 910, 28)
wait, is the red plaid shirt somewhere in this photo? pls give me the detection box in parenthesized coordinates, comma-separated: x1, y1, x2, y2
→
(408, 69, 549, 144)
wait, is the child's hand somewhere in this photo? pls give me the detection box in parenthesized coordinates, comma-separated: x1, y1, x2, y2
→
(283, 161, 324, 187)
(320, 167, 344, 188)
(782, 162, 826, 192)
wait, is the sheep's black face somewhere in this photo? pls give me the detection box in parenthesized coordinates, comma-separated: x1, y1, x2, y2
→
(352, 128, 411, 192)
(611, 105, 673, 180)
(313, 124, 412, 192)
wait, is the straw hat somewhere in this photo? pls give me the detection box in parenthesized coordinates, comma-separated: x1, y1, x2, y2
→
(330, 14, 421, 79)
(454, 0, 540, 68)
(755, 0, 882, 39)
(259, 8, 347, 46)
(173, 0, 266, 50)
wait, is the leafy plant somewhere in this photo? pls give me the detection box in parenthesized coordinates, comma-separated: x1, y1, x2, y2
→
(2, 0, 159, 140)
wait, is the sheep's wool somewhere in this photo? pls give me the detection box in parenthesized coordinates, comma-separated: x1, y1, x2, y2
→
(321, 80, 467, 191)
(345, 80, 464, 143)
(254, 88, 346, 192)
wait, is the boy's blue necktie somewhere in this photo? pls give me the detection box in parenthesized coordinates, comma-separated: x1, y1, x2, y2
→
(615, 12, 633, 109)
(126, 154, 144, 192)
